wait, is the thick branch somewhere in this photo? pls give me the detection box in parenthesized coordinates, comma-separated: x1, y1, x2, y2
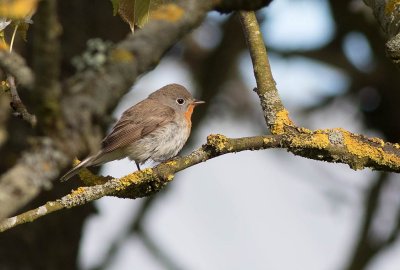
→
(364, 0, 400, 39)
(238, 11, 400, 173)
(0, 138, 68, 219)
(364, 0, 400, 68)
(0, 50, 34, 89)
(0, 134, 275, 232)
(32, 0, 62, 128)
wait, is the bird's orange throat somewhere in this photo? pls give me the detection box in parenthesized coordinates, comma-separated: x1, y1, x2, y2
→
(185, 104, 195, 128)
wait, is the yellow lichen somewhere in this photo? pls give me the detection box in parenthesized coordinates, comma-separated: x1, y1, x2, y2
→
(116, 168, 154, 191)
(166, 160, 177, 167)
(313, 133, 330, 148)
(290, 132, 330, 149)
(0, 80, 8, 92)
(70, 187, 86, 197)
(78, 168, 105, 185)
(370, 137, 385, 147)
(271, 109, 294, 135)
(73, 158, 81, 166)
(150, 4, 184, 22)
(109, 48, 134, 63)
(342, 130, 400, 169)
(297, 127, 313, 134)
(263, 137, 273, 145)
(385, 0, 400, 14)
(394, 143, 400, 149)
(166, 174, 174, 181)
(207, 134, 228, 152)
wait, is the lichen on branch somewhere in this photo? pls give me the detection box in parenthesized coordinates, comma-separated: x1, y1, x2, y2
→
(239, 11, 294, 134)
(2, 128, 400, 232)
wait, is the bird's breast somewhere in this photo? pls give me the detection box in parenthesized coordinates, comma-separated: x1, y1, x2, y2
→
(127, 119, 191, 163)
(184, 104, 195, 128)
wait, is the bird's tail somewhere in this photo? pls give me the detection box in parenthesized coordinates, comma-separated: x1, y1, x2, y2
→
(60, 150, 126, 182)
(60, 156, 96, 182)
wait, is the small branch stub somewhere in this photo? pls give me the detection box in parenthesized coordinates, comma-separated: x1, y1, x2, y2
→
(6, 74, 37, 126)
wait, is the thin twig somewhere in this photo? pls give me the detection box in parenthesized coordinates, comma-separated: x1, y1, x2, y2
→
(138, 228, 184, 270)
(6, 74, 37, 126)
(344, 173, 388, 270)
(0, 134, 280, 232)
(93, 196, 167, 270)
(239, 11, 293, 134)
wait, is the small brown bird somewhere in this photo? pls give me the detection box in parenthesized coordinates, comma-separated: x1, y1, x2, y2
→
(60, 84, 204, 181)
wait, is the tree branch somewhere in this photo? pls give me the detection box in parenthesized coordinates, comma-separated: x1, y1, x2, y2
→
(364, 0, 400, 68)
(238, 11, 400, 169)
(0, 134, 275, 232)
(93, 196, 162, 270)
(0, 50, 34, 89)
(239, 11, 294, 134)
(137, 228, 184, 270)
(6, 74, 37, 126)
(364, 0, 400, 39)
(0, 137, 69, 219)
(3, 129, 400, 232)
(344, 173, 388, 270)
(32, 0, 62, 129)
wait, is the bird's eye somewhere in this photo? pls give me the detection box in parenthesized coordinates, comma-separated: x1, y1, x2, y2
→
(176, 98, 185, 105)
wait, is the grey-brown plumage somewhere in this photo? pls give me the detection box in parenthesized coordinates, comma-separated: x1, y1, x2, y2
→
(60, 84, 204, 181)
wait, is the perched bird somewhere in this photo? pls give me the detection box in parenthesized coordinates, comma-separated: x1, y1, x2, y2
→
(60, 84, 204, 181)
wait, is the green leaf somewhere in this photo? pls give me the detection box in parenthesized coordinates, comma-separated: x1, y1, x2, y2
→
(118, 0, 135, 32)
(134, 0, 151, 29)
(111, 0, 164, 33)
(111, 0, 120, 16)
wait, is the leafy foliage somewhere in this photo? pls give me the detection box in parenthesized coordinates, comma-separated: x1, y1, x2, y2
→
(111, 0, 164, 32)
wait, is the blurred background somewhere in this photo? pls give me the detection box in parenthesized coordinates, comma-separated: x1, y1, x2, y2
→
(2, 0, 400, 269)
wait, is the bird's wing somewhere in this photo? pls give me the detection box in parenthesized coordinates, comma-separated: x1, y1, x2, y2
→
(101, 99, 176, 153)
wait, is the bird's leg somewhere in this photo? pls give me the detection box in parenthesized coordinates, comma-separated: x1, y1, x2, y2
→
(135, 161, 141, 171)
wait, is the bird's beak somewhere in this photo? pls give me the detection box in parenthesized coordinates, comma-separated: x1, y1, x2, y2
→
(193, 99, 205, 106)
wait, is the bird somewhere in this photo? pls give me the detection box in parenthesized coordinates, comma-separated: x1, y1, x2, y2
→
(60, 83, 204, 181)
